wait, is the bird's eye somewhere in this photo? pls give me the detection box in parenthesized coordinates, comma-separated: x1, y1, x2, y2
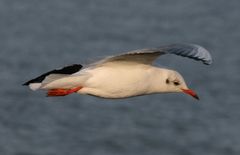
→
(173, 81, 180, 86)
(166, 79, 170, 84)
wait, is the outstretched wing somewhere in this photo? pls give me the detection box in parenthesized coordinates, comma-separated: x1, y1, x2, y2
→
(98, 43, 212, 65)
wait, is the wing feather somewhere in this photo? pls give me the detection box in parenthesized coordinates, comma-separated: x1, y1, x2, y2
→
(97, 43, 212, 65)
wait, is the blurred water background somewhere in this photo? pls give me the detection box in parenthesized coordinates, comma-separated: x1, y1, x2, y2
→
(0, 0, 240, 155)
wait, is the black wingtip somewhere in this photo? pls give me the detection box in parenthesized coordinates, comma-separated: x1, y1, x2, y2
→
(22, 82, 28, 86)
(22, 81, 31, 86)
(22, 64, 83, 86)
(22, 79, 35, 86)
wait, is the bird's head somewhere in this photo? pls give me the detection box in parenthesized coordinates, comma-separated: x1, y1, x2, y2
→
(164, 70, 199, 100)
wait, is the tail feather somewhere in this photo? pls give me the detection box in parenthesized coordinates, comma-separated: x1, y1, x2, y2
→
(29, 83, 42, 91)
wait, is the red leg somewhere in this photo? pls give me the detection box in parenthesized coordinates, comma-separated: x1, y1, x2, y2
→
(47, 86, 82, 97)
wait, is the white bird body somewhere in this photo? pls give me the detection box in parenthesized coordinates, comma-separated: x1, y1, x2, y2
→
(40, 64, 164, 98)
(23, 43, 212, 99)
(78, 64, 173, 98)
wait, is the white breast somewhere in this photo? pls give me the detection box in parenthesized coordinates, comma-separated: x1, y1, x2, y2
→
(78, 63, 160, 98)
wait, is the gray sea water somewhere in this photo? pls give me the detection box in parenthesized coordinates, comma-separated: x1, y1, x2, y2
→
(1, 0, 240, 155)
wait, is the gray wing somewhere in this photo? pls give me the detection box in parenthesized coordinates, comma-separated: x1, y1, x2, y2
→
(159, 43, 212, 65)
(98, 43, 212, 65)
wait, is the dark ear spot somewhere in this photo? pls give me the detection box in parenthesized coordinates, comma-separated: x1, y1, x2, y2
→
(166, 79, 170, 84)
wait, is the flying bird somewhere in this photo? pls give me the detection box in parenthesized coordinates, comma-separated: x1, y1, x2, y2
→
(23, 43, 212, 100)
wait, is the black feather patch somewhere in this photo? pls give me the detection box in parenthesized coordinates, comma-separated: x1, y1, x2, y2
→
(23, 64, 82, 86)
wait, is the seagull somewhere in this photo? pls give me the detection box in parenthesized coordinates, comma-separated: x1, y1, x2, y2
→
(23, 43, 212, 100)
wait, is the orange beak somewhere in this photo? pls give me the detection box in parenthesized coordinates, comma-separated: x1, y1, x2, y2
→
(181, 89, 199, 100)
